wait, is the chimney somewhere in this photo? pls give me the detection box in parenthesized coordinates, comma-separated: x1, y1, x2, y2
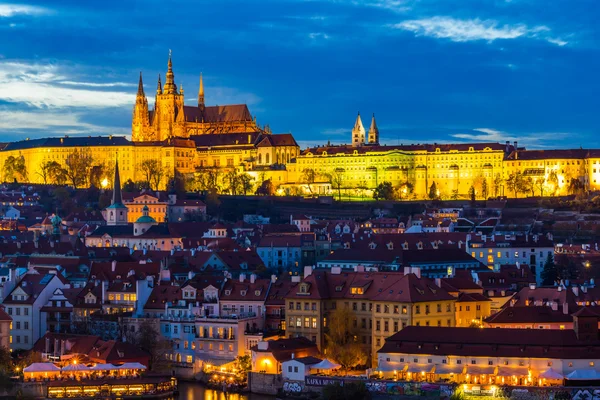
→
(271, 274, 277, 283)
(111, 260, 117, 272)
(551, 302, 558, 311)
(411, 267, 421, 279)
(562, 302, 569, 315)
(529, 283, 536, 290)
(188, 271, 193, 280)
(239, 273, 246, 283)
(101, 280, 106, 304)
(291, 353, 295, 359)
(331, 266, 342, 275)
(303, 266, 313, 279)
(435, 278, 442, 288)
(250, 274, 256, 284)
(572, 286, 579, 296)
(514, 141, 518, 149)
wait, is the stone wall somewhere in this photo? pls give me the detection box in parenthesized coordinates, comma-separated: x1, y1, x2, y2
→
(248, 372, 283, 395)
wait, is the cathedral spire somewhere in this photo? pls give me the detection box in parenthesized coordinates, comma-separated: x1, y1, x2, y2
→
(368, 113, 379, 144)
(351, 112, 366, 147)
(164, 50, 177, 94)
(156, 74, 162, 95)
(198, 73, 205, 108)
(137, 72, 145, 97)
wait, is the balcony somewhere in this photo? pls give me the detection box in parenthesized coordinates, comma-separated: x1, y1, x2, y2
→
(196, 333, 236, 340)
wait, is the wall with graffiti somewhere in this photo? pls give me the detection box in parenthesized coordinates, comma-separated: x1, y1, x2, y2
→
(282, 377, 600, 400)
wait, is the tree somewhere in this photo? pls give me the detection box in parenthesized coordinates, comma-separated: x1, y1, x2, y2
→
(492, 174, 503, 197)
(256, 179, 274, 196)
(468, 185, 476, 205)
(195, 167, 221, 193)
(3, 155, 27, 182)
(140, 159, 165, 190)
(547, 171, 559, 196)
(505, 172, 527, 198)
(89, 164, 107, 188)
(325, 170, 345, 200)
(324, 307, 368, 372)
(301, 168, 317, 195)
(373, 181, 394, 201)
(65, 148, 93, 188)
(534, 177, 546, 197)
(224, 170, 241, 195)
(568, 177, 584, 196)
(135, 319, 172, 372)
(397, 181, 414, 200)
(481, 178, 488, 200)
(204, 188, 221, 217)
(235, 355, 252, 375)
(541, 253, 558, 286)
(428, 181, 438, 200)
(238, 173, 254, 195)
(37, 161, 63, 184)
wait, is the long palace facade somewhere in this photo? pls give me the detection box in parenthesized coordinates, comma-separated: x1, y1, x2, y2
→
(0, 54, 599, 197)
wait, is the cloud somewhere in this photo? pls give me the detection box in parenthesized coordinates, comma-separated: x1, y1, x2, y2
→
(0, 4, 50, 17)
(393, 16, 568, 46)
(308, 32, 331, 40)
(0, 109, 128, 136)
(0, 60, 134, 108)
(452, 128, 573, 149)
(59, 81, 136, 88)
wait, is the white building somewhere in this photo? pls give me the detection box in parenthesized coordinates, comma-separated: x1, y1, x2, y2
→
(282, 356, 322, 381)
(3, 272, 67, 350)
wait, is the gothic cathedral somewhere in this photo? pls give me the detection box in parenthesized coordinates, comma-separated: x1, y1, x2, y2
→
(132, 53, 264, 142)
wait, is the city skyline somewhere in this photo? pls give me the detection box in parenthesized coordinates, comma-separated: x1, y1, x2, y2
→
(0, 0, 597, 149)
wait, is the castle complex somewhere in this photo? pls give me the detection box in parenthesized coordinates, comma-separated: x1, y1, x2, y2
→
(0, 53, 598, 198)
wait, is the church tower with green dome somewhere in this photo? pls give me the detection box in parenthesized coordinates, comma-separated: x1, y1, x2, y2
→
(102, 160, 129, 226)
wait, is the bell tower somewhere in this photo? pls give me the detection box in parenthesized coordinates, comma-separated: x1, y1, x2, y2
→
(351, 112, 366, 147)
(154, 51, 186, 141)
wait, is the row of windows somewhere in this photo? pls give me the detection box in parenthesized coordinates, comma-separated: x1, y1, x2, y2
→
(6, 307, 29, 316)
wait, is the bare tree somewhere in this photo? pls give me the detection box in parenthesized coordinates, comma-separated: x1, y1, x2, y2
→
(140, 159, 166, 190)
(65, 148, 93, 188)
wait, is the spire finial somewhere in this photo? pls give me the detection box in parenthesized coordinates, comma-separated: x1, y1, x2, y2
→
(198, 72, 205, 107)
(137, 72, 145, 97)
(156, 73, 162, 95)
(164, 50, 177, 94)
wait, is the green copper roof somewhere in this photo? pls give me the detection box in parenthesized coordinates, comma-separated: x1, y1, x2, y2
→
(135, 215, 157, 224)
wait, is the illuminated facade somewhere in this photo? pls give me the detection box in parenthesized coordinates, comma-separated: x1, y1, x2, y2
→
(132, 53, 262, 142)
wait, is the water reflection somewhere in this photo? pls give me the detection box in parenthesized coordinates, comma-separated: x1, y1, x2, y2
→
(168, 382, 274, 400)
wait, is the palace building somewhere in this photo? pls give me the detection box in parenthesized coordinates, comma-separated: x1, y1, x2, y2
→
(0, 52, 599, 198)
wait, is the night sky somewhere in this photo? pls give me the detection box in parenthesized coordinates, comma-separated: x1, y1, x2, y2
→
(0, 0, 598, 149)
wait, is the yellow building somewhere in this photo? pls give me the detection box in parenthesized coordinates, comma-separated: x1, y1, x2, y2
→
(285, 269, 456, 367)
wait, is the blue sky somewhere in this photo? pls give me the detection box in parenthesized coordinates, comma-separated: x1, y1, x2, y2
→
(0, 0, 597, 149)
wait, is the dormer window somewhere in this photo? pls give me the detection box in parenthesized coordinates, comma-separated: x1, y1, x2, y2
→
(369, 242, 376, 250)
(335, 285, 343, 292)
(241, 290, 247, 296)
(350, 287, 364, 295)
(255, 290, 261, 296)
(387, 242, 393, 250)
(225, 290, 231, 296)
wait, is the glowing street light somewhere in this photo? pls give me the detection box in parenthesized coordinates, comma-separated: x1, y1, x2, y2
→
(101, 178, 109, 188)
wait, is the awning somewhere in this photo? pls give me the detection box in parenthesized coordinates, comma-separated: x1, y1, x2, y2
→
(465, 365, 496, 375)
(311, 359, 341, 370)
(23, 363, 61, 373)
(406, 364, 435, 374)
(539, 369, 563, 380)
(376, 360, 407, 372)
(434, 364, 465, 375)
(566, 370, 600, 380)
(496, 367, 529, 377)
(90, 364, 119, 371)
(117, 362, 147, 370)
(62, 364, 90, 372)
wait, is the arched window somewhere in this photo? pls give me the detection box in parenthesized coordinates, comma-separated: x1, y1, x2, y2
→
(258, 153, 262, 164)
(266, 153, 270, 164)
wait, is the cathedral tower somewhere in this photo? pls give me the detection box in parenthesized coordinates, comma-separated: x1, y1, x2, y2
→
(368, 113, 379, 145)
(154, 51, 186, 141)
(132, 73, 151, 142)
(351, 112, 366, 147)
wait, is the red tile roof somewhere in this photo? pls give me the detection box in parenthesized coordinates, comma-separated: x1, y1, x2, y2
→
(379, 325, 600, 359)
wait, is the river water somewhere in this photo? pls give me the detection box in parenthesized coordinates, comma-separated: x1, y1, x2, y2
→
(173, 381, 275, 400)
